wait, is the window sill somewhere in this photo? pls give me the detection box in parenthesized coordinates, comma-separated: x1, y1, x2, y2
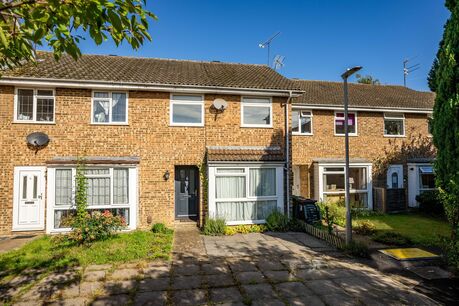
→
(13, 121, 56, 125)
(91, 123, 129, 126)
(169, 123, 204, 127)
(334, 134, 358, 137)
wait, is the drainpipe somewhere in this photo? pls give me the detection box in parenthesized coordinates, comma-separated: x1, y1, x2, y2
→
(285, 91, 293, 218)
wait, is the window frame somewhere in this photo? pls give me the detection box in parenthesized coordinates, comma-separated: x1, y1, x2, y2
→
(292, 108, 313, 135)
(241, 97, 273, 128)
(383, 112, 405, 137)
(46, 166, 138, 233)
(334, 111, 357, 136)
(427, 114, 433, 136)
(418, 166, 435, 193)
(91, 90, 129, 125)
(169, 94, 205, 127)
(14, 88, 56, 124)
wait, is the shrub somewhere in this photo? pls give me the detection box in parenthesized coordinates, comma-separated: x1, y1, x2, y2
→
(416, 190, 444, 216)
(372, 231, 412, 246)
(224, 224, 267, 235)
(439, 237, 459, 269)
(353, 220, 376, 236)
(341, 240, 370, 258)
(68, 210, 126, 243)
(266, 210, 290, 232)
(202, 218, 226, 236)
(151, 223, 173, 235)
(317, 201, 346, 227)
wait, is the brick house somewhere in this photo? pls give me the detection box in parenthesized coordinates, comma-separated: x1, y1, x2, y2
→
(0, 52, 435, 235)
(0, 52, 303, 235)
(290, 80, 435, 210)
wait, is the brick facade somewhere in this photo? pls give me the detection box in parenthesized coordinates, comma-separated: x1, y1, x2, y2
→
(0, 86, 288, 235)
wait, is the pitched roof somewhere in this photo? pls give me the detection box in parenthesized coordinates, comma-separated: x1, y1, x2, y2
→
(292, 80, 435, 110)
(2, 51, 299, 92)
(207, 146, 284, 162)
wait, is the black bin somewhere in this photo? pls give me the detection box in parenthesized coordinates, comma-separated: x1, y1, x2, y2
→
(292, 195, 320, 224)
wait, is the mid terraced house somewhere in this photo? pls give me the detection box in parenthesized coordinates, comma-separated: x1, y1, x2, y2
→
(0, 52, 435, 235)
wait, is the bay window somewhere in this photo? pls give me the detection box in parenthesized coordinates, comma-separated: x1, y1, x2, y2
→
(241, 97, 272, 127)
(319, 163, 372, 208)
(92, 91, 128, 124)
(384, 113, 405, 136)
(292, 109, 313, 135)
(209, 166, 283, 224)
(170, 94, 204, 126)
(334, 112, 357, 135)
(47, 166, 137, 232)
(15, 88, 55, 123)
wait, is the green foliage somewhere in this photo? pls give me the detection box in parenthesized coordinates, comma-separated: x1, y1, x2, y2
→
(317, 201, 346, 227)
(439, 236, 459, 269)
(416, 190, 444, 216)
(265, 210, 290, 232)
(0, 0, 156, 69)
(324, 206, 335, 234)
(372, 231, 413, 246)
(431, 1, 459, 255)
(74, 160, 88, 226)
(202, 218, 226, 236)
(224, 224, 267, 235)
(355, 74, 380, 85)
(341, 240, 370, 258)
(151, 223, 173, 235)
(353, 220, 376, 236)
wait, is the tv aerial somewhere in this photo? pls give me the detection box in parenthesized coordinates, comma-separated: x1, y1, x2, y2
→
(258, 31, 281, 66)
(26, 132, 50, 153)
(403, 57, 420, 87)
(273, 55, 285, 70)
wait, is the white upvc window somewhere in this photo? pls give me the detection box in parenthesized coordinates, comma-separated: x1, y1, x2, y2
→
(14, 88, 55, 123)
(292, 109, 313, 135)
(170, 94, 205, 126)
(92, 91, 128, 124)
(334, 111, 357, 136)
(241, 97, 272, 128)
(46, 166, 138, 233)
(208, 165, 284, 225)
(318, 163, 372, 209)
(384, 112, 405, 137)
(419, 166, 435, 193)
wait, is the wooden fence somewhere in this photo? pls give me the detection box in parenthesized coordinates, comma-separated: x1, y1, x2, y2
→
(299, 221, 346, 249)
(373, 187, 407, 213)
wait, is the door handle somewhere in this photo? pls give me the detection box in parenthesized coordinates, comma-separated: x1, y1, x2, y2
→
(38, 194, 43, 199)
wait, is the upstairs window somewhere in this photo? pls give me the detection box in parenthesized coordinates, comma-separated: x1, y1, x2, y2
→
(292, 109, 313, 135)
(428, 115, 433, 135)
(15, 88, 55, 123)
(170, 94, 204, 126)
(92, 91, 128, 124)
(241, 97, 272, 127)
(334, 112, 357, 135)
(384, 113, 405, 136)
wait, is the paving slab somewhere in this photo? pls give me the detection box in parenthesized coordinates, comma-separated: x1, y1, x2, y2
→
(288, 295, 326, 306)
(133, 290, 168, 306)
(263, 270, 296, 283)
(234, 271, 266, 284)
(46, 297, 89, 306)
(172, 263, 200, 276)
(201, 262, 230, 275)
(242, 283, 278, 300)
(251, 298, 286, 306)
(83, 270, 106, 282)
(92, 294, 130, 306)
(205, 273, 236, 287)
(104, 279, 137, 294)
(275, 281, 313, 298)
(138, 277, 169, 292)
(210, 286, 244, 304)
(171, 275, 204, 290)
(109, 268, 140, 280)
(304, 279, 348, 296)
(172, 289, 207, 305)
(228, 260, 258, 272)
(79, 281, 104, 297)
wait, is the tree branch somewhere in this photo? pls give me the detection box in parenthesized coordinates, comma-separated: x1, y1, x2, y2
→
(0, 0, 38, 12)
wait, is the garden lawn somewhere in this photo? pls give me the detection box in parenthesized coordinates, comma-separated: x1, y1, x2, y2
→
(354, 213, 450, 247)
(0, 230, 173, 280)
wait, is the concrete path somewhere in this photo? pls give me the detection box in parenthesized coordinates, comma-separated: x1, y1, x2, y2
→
(0, 235, 39, 254)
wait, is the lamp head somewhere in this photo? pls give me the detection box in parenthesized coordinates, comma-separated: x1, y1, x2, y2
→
(341, 66, 362, 80)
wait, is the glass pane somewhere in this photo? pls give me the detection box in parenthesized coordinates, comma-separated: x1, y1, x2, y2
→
(172, 95, 203, 102)
(349, 167, 367, 189)
(256, 200, 277, 220)
(56, 169, 72, 205)
(249, 168, 276, 196)
(391, 172, 399, 188)
(87, 177, 110, 205)
(85, 169, 110, 175)
(216, 168, 245, 174)
(89, 208, 129, 225)
(17, 89, 34, 120)
(94, 92, 109, 98)
(324, 167, 344, 172)
(420, 173, 435, 189)
(323, 173, 345, 191)
(37, 90, 53, 96)
(36, 98, 54, 122)
(384, 119, 404, 135)
(242, 97, 270, 104)
(350, 193, 368, 208)
(384, 113, 404, 119)
(243, 105, 271, 125)
(335, 113, 356, 134)
(172, 103, 202, 124)
(216, 176, 246, 198)
(300, 116, 312, 134)
(22, 176, 27, 199)
(216, 201, 256, 221)
(112, 93, 127, 122)
(54, 210, 76, 229)
(93, 100, 110, 122)
(291, 110, 299, 133)
(33, 176, 38, 199)
(419, 166, 433, 174)
(113, 169, 129, 204)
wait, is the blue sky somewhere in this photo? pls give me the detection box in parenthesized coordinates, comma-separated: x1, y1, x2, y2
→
(74, 0, 449, 91)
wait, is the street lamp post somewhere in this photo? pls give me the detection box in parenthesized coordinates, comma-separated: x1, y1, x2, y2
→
(341, 66, 362, 245)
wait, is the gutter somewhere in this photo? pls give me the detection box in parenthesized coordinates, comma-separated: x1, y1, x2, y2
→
(292, 104, 432, 114)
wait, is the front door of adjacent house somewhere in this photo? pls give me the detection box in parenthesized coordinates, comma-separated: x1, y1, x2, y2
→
(175, 166, 199, 220)
(387, 165, 403, 189)
(13, 166, 46, 231)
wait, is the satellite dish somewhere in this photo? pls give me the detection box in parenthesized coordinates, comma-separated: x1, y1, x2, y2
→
(212, 98, 228, 111)
(26, 132, 50, 147)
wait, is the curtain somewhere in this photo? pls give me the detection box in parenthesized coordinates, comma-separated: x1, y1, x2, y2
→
(87, 177, 110, 205)
(55, 169, 72, 205)
(113, 169, 129, 204)
(112, 93, 126, 122)
(216, 201, 256, 221)
(216, 176, 245, 199)
(93, 100, 110, 122)
(249, 168, 276, 197)
(256, 201, 277, 220)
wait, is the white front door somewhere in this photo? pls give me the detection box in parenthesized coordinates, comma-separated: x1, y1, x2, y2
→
(13, 167, 46, 231)
(387, 165, 403, 189)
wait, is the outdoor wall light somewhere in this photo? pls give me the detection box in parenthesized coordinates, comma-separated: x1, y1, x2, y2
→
(163, 170, 170, 181)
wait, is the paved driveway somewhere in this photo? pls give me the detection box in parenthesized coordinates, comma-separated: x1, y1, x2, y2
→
(3, 228, 439, 305)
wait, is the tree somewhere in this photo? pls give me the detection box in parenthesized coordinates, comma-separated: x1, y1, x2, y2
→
(431, 0, 459, 246)
(428, 39, 444, 92)
(0, 0, 156, 69)
(355, 74, 380, 85)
